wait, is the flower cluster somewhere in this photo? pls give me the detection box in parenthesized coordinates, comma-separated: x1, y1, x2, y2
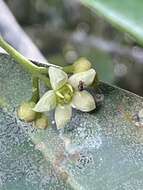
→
(0, 37, 98, 130)
(33, 64, 97, 129)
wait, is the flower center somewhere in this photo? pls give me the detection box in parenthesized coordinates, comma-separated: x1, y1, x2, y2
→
(55, 83, 74, 105)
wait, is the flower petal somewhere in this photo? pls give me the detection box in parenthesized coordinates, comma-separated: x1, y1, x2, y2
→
(55, 104, 72, 129)
(49, 67, 68, 90)
(68, 69, 96, 90)
(33, 90, 56, 112)
(71, 90, 96, 112)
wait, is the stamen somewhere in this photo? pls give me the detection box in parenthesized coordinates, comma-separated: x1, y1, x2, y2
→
(56, 83, 74, 105)
(66, 84, 74, 93)
(56, 91, 64, 99)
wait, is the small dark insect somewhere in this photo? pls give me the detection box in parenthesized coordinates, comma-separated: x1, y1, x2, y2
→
(78, 81, 84, 91)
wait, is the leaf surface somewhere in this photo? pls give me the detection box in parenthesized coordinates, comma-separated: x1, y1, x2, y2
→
(81, 0, 143, 45)
(1, 53, 143, 189)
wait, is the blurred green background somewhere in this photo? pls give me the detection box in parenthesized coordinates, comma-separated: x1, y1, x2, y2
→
(4, 0, 143, 96)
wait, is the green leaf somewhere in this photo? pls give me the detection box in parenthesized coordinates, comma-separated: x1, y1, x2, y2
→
(1, 53, 143, 189)
(80, 0, 143, 45)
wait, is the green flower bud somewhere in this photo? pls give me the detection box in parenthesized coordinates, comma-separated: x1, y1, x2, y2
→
(17, 101, 36, 122)
(73, 57, 91, 73)
(33, 114, 49, 129)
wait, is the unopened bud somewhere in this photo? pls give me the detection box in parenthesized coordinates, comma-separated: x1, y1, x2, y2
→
(17, 101, 36, 122)
(34, 114, 49, 129)
(73, 57, 91, 73)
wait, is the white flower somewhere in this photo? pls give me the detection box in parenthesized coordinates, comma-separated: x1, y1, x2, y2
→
(33, 66, 96, 129)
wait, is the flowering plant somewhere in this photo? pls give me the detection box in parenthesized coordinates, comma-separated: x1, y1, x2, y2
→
(34, 67, 96, 129)
(0, 36, 98, 129)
